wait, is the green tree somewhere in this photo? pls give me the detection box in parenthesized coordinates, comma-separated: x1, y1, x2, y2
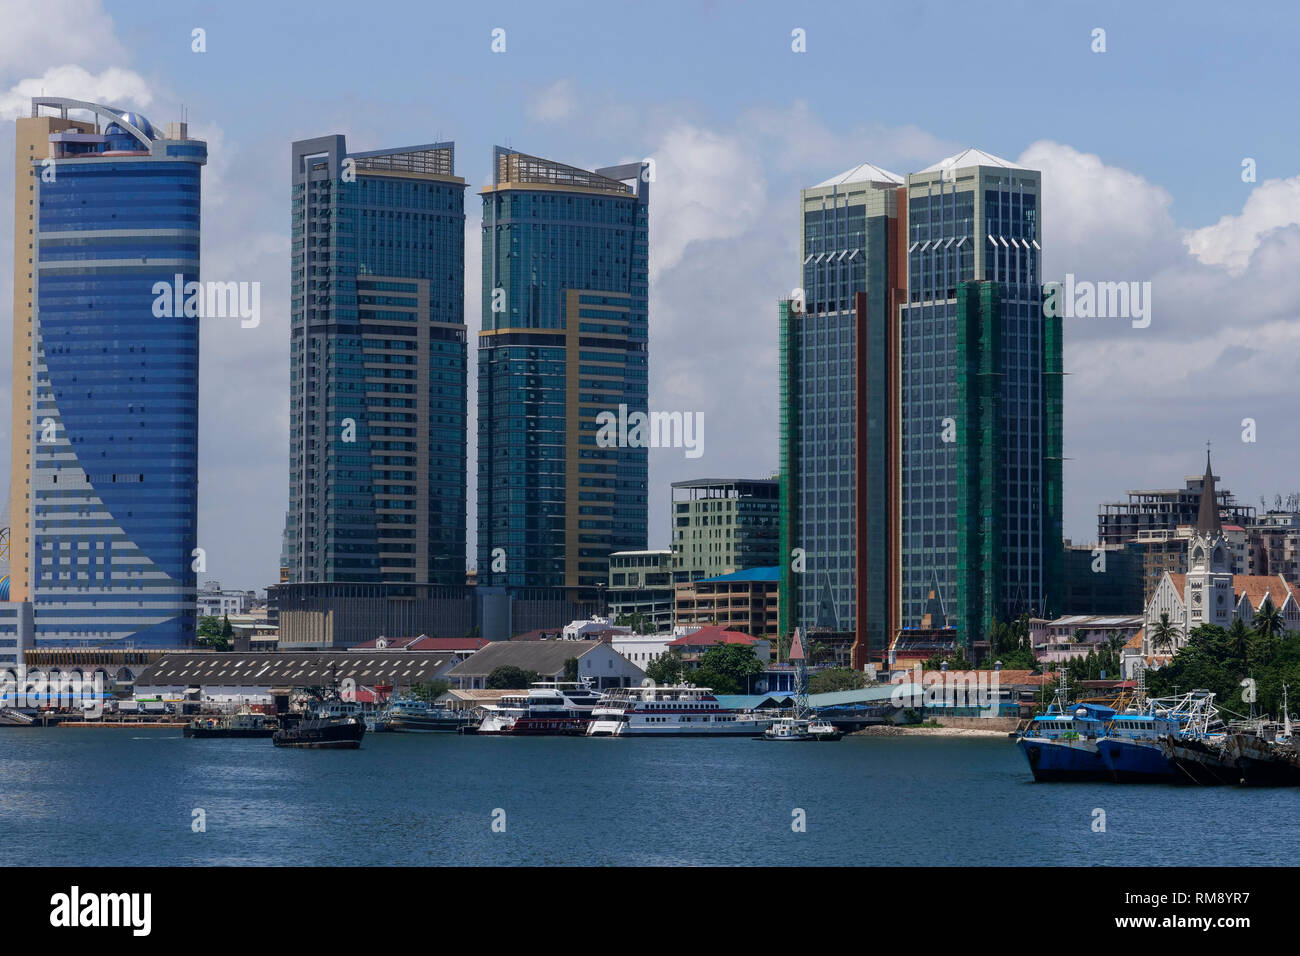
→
(1150, 612, 1179, 656)
(563, 657, 579, 682)
(614, 612, 652, 635)
(486, 665, 542, 689)
(809, 667, 868, 694)
(1255, 599, 1286, 640)
(645, 650, 684, 685)
(411, 679, 450, 703)
(1228, 617, 1251, 661)
(805, 640, 836, 665)
(195, 615, 229, 651)
(688, 643, 764, 695)
(923, 651, 973, 671)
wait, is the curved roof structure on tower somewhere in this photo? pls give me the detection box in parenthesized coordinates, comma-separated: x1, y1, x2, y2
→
(29, 97, 158, 148)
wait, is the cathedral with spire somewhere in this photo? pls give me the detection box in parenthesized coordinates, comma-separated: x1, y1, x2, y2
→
(1127, 449, 1300, 677)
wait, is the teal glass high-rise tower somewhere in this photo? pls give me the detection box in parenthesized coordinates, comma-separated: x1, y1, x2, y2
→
(898, 149, 1062, 645)
(286, 136, 468, 586)
(478, 148, 649, 592)
(779, 164, 905, 667)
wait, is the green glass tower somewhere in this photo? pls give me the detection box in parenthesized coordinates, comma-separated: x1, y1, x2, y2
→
(898, 149, 1062, 646)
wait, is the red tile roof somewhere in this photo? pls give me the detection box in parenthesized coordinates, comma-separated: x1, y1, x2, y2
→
(511, 629, 564, 641)
(1234, 574, 1294, 612)
(669, 625, 759, 647)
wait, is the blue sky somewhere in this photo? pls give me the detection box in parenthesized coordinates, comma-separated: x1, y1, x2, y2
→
(3, 0, 1300, 591)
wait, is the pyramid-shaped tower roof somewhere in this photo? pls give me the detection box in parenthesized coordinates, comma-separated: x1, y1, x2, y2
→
(813, 162, 904, 188)
(1196, 449, 1223, 535)
(919, 147, 1026, 174)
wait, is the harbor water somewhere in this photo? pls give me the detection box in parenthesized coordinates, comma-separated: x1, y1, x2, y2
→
(2, 729, 1294, 866)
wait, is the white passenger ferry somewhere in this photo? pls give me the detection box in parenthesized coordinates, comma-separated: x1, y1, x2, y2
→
(472, 681, 603, 736)
(586, 684, 772, 737)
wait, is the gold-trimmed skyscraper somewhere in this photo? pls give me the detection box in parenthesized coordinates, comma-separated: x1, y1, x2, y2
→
(477, 148, 650, 597)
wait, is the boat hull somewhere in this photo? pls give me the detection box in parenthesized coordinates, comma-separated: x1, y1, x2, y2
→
(589, 720, 771, 737)
(183, 726, 275, 739)
(1159, 736, 1239, 785)
(388, 717, 469, 734)
(1017, 736, 1109, 781)
(273, 718, 365, 749)
(1227, 735, 1300, 786)
(1098, 738, 1177, 782)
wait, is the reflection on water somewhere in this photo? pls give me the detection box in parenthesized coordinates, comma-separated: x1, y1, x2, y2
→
(0, 729, 1293, 866)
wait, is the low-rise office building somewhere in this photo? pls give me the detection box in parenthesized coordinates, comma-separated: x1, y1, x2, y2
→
(674, 566, 779, 636)
(606, 550, 675, 632)
(1029, 615, 1144, 664)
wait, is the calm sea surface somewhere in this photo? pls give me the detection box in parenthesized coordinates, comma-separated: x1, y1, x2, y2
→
(1, 729, 1294, 866)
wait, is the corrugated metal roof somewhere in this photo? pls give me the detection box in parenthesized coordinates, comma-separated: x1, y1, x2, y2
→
(137, 652, 451, 687)
(809, 683, 923, 707)
(445, 640, 603, 678)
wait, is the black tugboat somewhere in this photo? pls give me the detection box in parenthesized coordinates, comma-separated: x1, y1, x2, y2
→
(272, 666, 366, 749)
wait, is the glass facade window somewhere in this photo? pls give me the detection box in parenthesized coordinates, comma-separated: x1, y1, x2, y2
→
(477, 149, 649, 591)
(286, 137, 468, 587)
(28, 106, 206, 647)
(898, 166, 1059, 643)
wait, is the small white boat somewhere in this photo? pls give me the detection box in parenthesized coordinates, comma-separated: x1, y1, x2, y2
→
(761, 716, 842, 742)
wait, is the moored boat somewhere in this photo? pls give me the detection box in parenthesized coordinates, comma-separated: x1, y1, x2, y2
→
(760, 716, 843, 741)
(1160, 734, 1239, 785)
(183, 709, 275, 739)
(1096, 690, 1215, 782)
(273, 697, 366, 749)
(1222, 686, 1300, 786)
(1225, 722, 1300, 786)
(470, 682, 602, 736)
(384, 696, 475, 734)
(1016, 692, 1114, 782)
(586, 684, 772, 737)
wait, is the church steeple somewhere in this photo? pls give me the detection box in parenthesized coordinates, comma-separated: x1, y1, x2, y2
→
(1196, 447, 1223, 535)
(1183, 444, 1234, 636)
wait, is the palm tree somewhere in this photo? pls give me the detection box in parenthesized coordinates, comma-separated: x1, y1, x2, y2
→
(1254, 599, 1286, 639)
(1227, 617, 1251, 660)
(1150, 613, 1179, 656)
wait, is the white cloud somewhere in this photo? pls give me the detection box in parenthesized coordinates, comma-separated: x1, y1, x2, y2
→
(648, 124, 767, 280)
(1019, 140, 1180, 282)
(1184, 176, 1300, 274)
(528, 78, 577, 122)
(0, 65, 153, 120)
(739, 100, 957, 178)
(0, 0, 125, 80)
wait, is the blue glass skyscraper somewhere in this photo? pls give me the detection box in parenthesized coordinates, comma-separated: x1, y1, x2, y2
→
(478, 148, 649, 592)
(285, 136, 468, 587)
(23, 97, 206, 647)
